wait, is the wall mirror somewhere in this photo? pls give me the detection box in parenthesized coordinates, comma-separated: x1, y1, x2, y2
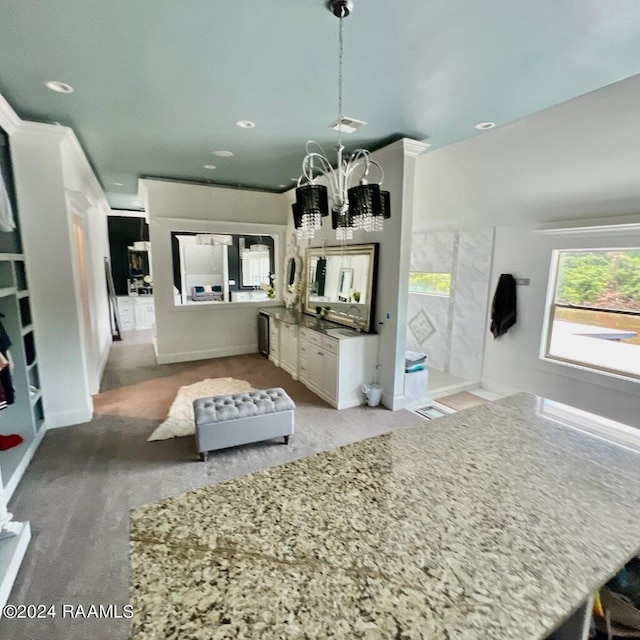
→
(282, 232, 302, 310)
(170, 232, 276, 305)
(303, 243, 378, 332)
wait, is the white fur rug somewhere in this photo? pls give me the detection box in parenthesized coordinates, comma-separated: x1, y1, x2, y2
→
(147, 377, 253, 441)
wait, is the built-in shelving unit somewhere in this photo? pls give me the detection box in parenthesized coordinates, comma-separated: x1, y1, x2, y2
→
(0, 122, 42, 609)
(0, 255, 46, 499)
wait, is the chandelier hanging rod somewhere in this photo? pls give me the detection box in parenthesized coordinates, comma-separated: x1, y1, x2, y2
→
(298, 146, 384, 193)
(292, 0, 390, 241)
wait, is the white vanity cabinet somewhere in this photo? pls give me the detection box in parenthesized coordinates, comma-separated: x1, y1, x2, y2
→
(298, 326, 377, 410)
(268, 321, 280, 365)
(261, 309, 379, 410)
(279, 323, 299, 377)
(117, 296, 155, 331)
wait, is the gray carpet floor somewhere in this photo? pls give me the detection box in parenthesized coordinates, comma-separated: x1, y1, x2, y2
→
(2, 331, 420, 640)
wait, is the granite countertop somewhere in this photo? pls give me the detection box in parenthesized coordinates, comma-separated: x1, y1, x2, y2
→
(130, 393, 640, 639)
(258, 307, 367, 339)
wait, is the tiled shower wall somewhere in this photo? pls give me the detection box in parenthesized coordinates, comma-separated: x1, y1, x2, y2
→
(406, 228, 494, 381)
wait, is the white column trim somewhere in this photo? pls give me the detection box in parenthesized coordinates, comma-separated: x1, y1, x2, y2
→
(0, 93, 21, 134)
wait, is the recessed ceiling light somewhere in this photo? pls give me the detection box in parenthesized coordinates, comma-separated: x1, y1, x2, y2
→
(44, 80, 74, 94)
(212, 150, 234, 157)
(112, 182, 124, 187)
(235, 120, 256, 129)
(203, 164, 217, 170)
(475, 121, 496, 130)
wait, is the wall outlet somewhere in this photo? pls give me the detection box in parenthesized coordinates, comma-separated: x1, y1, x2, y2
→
(386, 312, 391, 320)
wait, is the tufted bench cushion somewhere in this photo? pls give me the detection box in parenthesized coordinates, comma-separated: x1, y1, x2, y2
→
(194, 388, 295, 424)
(193, 388, 295, 461)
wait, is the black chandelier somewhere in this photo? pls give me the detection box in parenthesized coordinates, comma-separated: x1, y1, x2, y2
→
(292, 0, 390, 241)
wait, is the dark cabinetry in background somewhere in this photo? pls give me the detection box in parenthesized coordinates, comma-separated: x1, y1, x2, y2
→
(107, 216, 149, 295)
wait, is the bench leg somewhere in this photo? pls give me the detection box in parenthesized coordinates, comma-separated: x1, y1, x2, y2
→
(283, 435, 291, 445)
(199, 451, 208, 462)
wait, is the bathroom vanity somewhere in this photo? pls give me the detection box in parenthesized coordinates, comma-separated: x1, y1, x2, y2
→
(260, 308, 378, 409)
(117, 295, 155, 331)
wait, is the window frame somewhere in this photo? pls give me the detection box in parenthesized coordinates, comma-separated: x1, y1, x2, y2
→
(541, 247, 640, 383)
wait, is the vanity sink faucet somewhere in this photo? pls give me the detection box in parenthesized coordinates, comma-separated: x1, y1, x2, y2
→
(348, 305, 363, 333)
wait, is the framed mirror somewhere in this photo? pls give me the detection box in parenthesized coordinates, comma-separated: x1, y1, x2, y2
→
(282, 232, 302, 310)
(303, 243, 378, 332)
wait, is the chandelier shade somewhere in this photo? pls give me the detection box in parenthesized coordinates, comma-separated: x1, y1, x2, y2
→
(331, 207, 354, 241)
(296, 183, 329, 218)
(380, 190, 391, 219)
(291, 202, 302, 229)
(291, 0, 390, 241)
(294, 183, 329, 239)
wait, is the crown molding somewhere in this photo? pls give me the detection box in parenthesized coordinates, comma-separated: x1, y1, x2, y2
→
(382, 138, 431, 158)
(0, 93, 21, 135)
(401, 138, 431, 157)
(535, 214, 640, 236)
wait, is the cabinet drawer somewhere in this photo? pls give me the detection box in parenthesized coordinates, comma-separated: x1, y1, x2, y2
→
(321, 336, 339, 355)
(120, 317, 135, 330)
(298, 339, 311, 359)
(299, 327, 321, 346)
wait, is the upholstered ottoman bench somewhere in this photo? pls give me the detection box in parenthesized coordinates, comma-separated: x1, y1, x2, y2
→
(193, 388, 295, 461)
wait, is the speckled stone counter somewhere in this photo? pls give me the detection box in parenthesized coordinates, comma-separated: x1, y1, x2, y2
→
(130, 393, 640, 639)
(259, 307, 363, 338)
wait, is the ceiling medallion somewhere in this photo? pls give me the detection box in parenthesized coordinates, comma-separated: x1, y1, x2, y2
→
(292, 0, 390, 241)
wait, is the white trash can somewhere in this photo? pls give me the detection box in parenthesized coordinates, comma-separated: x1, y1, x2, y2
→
(361, 383, 383, 407)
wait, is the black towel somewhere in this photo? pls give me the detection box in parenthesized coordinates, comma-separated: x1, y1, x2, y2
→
(490, 274, 517, 338)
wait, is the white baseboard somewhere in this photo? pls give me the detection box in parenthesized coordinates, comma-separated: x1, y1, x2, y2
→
(45, 406, 94, 429)
(478, 378, 522, 397)
(156, 345, 257, 365)
(96, 340, 111, 387)
(384, 393, 406, 411)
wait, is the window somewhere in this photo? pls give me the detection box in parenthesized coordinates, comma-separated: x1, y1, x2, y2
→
(543, 249, 640, 380)
(408, 272, 451, 296)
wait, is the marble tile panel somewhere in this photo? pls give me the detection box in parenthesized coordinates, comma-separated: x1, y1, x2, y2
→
(410, 231, 455, 273)
(449, 317, 486, 379)
(456, 228, 494, 279)
(451, 280, 491, 321)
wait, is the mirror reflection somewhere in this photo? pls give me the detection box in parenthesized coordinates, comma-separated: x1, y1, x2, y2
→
(171, 232, 276, 305)
(308, 254, 370, 305)
(127, 245, 152, 294)
(304, 243, 378, 332)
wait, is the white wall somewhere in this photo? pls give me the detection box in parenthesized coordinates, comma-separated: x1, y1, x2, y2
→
(412, 73, 640, 426)
(10, 122, 111, 427)
(60, 135, 112, 392)
(483, 225, 640, 427)
(141, 179, 287, 363)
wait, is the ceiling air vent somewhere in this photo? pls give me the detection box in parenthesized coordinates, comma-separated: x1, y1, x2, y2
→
(329, 116, 366, 134)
